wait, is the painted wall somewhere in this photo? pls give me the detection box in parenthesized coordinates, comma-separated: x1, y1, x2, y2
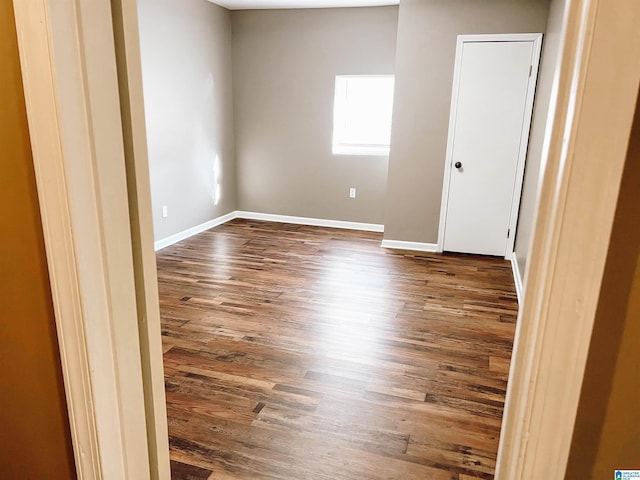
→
(384, 0, 549, 243)
(138, 0, 237, 241)
(231, 7, 398, 224)
(0, 1, 76, 477)
(566, 96, 640, 479)
(513, 0, 567, 278)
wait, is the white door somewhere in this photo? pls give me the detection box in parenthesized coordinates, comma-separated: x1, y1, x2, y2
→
(440, 35, 541, 257)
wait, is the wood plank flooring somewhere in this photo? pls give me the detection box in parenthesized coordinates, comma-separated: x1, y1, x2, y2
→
(157, 219, 518, 480)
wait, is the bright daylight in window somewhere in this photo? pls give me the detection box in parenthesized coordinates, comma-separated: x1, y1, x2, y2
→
(332, 75, 395, 156)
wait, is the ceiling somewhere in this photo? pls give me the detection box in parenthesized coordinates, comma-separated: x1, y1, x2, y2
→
(209, 0, 399, 10)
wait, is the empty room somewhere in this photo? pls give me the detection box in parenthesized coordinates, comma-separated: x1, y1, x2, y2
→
(8, 0, 640, 478)
(137, 0, 554, 478)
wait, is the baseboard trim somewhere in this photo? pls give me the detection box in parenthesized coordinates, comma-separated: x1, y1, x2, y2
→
(155, 210, 385, 250)
(380, 239, 438, 253)
(154, 211, 237, 251)
(235, 211, 384, 232)
(510, 251, 524, 304)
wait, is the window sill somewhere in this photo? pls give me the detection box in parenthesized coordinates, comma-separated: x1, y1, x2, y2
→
(332, 145, 390, 156)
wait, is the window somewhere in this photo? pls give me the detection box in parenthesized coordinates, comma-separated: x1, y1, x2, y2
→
(332, 75, 395, 156)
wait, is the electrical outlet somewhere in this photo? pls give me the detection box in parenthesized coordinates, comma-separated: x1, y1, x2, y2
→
(162, 205, 168, 218)
(349, 187, 356, 198)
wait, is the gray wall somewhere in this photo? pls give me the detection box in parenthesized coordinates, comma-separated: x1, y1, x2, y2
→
(514, 0, 567, 278)
(138, 0, 237, 241)
(231, 7, 398, 224)
(384, 0, 550, 243)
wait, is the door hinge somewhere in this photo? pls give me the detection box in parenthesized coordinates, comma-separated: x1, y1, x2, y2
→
(507, 228, 511, 239)
(529, 65, 533, 77)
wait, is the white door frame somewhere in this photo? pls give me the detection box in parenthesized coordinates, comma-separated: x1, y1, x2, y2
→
(11, 0, 169, 478)
(11, 0, 640, 478)
(436, 33, 543, 258)
(110, 0, 172, 477)
(495, 0, 640, 477)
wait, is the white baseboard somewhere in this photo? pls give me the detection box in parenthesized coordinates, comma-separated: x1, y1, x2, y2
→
(380, 239, 438, 253)
(155, 210, 384, 251)
(510, 251, 524, 304)
(235, 211, 384, 232)
(154, 211, 237, 251)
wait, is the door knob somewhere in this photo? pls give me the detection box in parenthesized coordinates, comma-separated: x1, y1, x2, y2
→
(454, 162, 462, 169)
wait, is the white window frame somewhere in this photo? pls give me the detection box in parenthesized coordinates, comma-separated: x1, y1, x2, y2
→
(332, 75, 395, 156)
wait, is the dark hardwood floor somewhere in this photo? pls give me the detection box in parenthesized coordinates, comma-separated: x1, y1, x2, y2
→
(157, 219, 518, 480)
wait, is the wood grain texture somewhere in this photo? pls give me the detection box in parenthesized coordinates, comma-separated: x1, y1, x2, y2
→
(157, 219, 518, 480)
